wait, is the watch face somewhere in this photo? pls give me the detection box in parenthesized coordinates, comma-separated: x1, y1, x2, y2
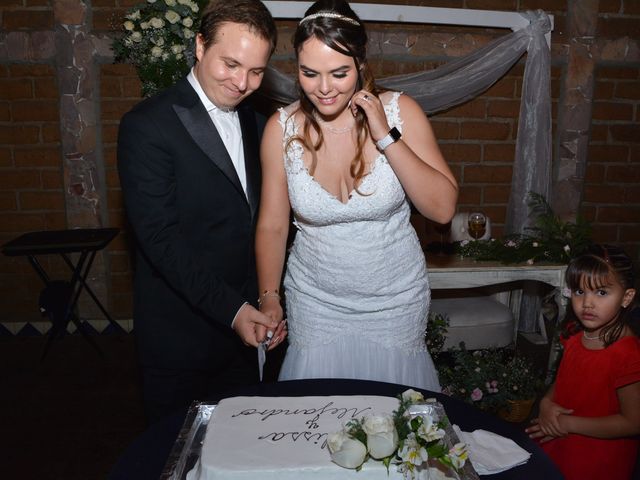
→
(390, 127, 401, 141)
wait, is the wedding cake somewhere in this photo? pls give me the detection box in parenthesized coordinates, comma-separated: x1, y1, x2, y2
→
(186, 395, 408, 480)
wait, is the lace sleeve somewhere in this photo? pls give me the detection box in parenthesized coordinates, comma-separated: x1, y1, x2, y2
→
(278, 102, 305, 175)
(384, 91, 404, 132)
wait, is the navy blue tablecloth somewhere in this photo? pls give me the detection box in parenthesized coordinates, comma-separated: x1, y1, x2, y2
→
(109, 378, 563, 480)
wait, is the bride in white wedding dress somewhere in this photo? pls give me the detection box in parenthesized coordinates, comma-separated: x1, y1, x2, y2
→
(255, 0, 458, 391)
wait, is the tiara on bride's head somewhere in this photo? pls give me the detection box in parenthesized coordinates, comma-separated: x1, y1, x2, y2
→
(299, 12, 361, 26)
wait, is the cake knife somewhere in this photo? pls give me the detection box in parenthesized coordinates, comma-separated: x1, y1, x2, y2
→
(258, 330, 273, 382)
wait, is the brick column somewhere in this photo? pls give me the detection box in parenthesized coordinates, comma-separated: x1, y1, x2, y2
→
(54, 0, 112, 326)
(552, 0, 600, 221)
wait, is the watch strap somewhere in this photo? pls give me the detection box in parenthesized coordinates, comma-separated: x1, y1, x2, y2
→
(376, 127, 402, 151)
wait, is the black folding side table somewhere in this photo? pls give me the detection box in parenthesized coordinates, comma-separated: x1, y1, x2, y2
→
(2, 227, 123, 358)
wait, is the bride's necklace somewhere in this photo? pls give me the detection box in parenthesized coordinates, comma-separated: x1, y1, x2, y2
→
(314, 115, 354, 134)
(583, 330, 603, 340)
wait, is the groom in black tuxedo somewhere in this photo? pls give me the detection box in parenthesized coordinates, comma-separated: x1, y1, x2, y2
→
(117, 0, 280, 423)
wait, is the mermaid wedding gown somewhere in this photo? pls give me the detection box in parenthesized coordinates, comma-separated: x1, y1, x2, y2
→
(277, 93, 441, 391)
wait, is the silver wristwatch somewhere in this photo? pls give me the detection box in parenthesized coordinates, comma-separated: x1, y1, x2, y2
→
(376, 127, 402, 151)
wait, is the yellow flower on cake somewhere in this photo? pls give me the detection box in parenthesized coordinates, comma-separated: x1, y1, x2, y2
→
(398, 433, 429, 466)
(416, 415, 445, 442)
(448, 443, 469, 470)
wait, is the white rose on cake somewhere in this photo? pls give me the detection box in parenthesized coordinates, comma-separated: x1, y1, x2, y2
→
(362, 414, 398, 459)
(327, 430, 367, 469)
(401, 389, 425, 404)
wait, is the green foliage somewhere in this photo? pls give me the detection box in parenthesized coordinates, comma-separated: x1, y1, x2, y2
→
(500, 354, 544, 401)
(345, 419, 367, 446)
(456, 192, 592, 264)
(437, 344, 544, 411)
(425, 312, 449, 362)
(392, 395, 413, 441)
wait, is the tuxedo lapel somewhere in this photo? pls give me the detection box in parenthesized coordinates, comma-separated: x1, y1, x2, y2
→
(238, 104, 261, 219)
(172, 80, 245, 198)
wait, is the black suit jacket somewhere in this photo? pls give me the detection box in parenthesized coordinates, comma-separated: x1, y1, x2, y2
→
(117, 77, 262, 371)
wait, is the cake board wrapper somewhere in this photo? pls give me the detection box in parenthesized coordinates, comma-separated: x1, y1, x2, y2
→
(161, 398, 479, 480)
(161, 401, 215, 480)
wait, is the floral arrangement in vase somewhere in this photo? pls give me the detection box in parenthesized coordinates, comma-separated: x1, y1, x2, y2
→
(112, 0, 209, 97)
(456, 192, 592, 265)
(327, 389, 468, 479)
(438, 344, 543, 418)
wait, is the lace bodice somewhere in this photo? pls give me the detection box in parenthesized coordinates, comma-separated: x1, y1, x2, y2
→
(278, 92, 405, 226)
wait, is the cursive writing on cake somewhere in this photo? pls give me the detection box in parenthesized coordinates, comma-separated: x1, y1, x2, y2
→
(258, 430, 328, 447)
(231, 402, 373, 422)
(230, 402, 377, 450)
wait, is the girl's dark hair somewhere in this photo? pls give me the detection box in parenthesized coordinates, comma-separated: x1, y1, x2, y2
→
(561, 244, 638, 346)
(289, 0, 380, 192)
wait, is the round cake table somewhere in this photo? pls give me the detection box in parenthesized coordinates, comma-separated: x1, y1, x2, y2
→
(108, 378, 563, 480)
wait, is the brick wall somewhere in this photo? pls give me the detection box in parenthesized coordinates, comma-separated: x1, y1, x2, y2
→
(593, 0, 640, 256)
(586, 65, 640, 258)
(0, 64, 67, 326)
(1, 0, 639, 329)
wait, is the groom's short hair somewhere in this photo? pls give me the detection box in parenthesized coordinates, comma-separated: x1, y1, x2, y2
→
(198, 0, 277, 55)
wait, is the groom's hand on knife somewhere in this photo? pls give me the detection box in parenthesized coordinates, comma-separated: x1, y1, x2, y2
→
(257, 296, 287, 350)
(232, 304, 285, 349)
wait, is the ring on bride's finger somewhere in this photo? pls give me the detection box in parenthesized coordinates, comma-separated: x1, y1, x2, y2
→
(363, 94, 369, 101)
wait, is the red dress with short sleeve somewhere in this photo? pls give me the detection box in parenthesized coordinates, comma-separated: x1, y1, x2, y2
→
(541, 333, 640, 480)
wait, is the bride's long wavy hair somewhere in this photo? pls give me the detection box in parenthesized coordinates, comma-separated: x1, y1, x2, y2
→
(287, 0, 380, 192)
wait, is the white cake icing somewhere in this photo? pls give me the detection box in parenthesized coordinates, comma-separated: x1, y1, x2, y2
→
(186, 395, 410, 480)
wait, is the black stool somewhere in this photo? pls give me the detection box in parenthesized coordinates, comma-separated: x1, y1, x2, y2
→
(2, 228, 122, 358)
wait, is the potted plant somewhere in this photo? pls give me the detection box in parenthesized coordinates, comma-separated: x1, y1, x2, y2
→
(496, 355, 544, 422)
(437, 344, 544, 422)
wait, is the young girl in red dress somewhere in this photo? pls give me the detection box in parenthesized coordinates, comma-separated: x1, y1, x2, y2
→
(526, 244, 640, 479)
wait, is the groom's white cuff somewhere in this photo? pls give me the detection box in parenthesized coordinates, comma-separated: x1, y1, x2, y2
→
(230, 302, 249, 329)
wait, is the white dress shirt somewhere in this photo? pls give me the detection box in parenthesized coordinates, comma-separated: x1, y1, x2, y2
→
(187, 69, 247, 196)
(187, 70, 252, 327)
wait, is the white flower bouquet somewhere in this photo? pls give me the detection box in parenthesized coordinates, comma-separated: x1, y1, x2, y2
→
(112, 0, 208, 96)
(327, 389, 469, 479)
